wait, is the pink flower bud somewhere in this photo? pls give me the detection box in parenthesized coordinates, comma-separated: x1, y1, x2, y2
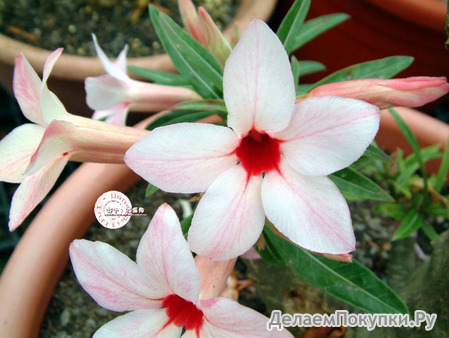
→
(307, 77, 449, 109)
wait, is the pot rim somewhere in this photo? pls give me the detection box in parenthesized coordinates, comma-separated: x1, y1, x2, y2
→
(0, 0, 278, 80)
(365, 0, 446, 32)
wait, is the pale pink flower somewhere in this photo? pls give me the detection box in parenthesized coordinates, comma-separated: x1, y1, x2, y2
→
(85, 35, 200, 125)
(125, 20, 381, 260)
(0, 49, 147, 230)
(69, 204, 291, 337)
(306, 77, 449, 109)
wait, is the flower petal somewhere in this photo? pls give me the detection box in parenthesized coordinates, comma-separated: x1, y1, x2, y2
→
(9, 156, 69, 231)
(262, 160, 355, 254)
(276, 96, 380, 176)
(137, 204, 201, 304)
(92, 102, 130, 126)
(92, 34, 129, 81)
(25, 120, 72, 176)
(85, 75, 129, 111)
(93, 309, 182, 338)
(42, 48, 63, 84)
(39, 49, 69, 125)
(198, 297, 293, 337)
(125, 123, 239, 193)
(188, 165, 265, 260)
(0, 124, 44, 183)
(70, 240, 163, 312)
(223, 20, 295, 136)
(13, 54, 43, 124)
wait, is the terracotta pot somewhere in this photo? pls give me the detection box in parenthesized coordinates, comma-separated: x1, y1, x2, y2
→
(0, 162, 140, 338)
(272, 0, 448, 83)
(0, 0, 278, 117)
(377, 107, 449, 176)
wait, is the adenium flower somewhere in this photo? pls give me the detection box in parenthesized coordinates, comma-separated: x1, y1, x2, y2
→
(306, 77, 449, 109)
(69, 204, 291, 337)
(125, 20, 381, 260)
(0, 49, 147, 230)
(85, 35, 200, 126)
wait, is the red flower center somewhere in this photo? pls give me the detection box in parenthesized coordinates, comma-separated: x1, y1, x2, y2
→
(162, 294, 204, 332)
(236, 129, 281, 177)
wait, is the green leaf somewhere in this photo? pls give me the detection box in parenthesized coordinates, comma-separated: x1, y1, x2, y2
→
(363, 143, 392, 164)
(293, 13, 350, 51)
(145, 183, 158, 197)
(374, 203, 408, 220)
(256, 227, 286, 267)
(127, 65, 190, 86)
(296, 84, 313, 96)
(173, 99, 227, 118)
(434, 134, 449, 192)
(150, 6, 223, 99)
(146, 110, 218, 130)
(277, 0, 311, 54)
(291, 56, 300, 90)
(180, 214, 193, 237)
(310, 56, 414, 90)
(420, 221, 439, 241)
(424, 202, 449, 217)
(297, 60, 326, 77)
(392, 209, 423, 240)
(264, 227, 409, 314)
(403, 144, 442, 178)
(330, 167, 394, 202)
(389, 108, 429, 194)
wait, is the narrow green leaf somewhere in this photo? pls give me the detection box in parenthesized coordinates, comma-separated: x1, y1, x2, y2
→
(146, 110, 217, 130)
(310, 56, 414, 90)
(145, 184, 159, 197)
(434, 134, 449, 192)
(296, 84, 313, 96)
(264, 227, 409, 314)
(127, 65, 190, 86)
(403, 144, 442, 178)
(150, 6, 223, 99)
(374, 203, 408, 220)
(392, 209, 423, 240)
(256, 227, 286, 267)
(291, 56, 300, 90)
(297, 60, 326, 77)
(389, 108, 429, 194)
(420, 221, 439, 241)
(390, 180, 412, 199)
(424, 202, 449, 217)
(293, 13, 350, 51)
(277, 0, 311, 54)
(330, 167, 394, 202)
(180, 214, 193, 237)
(363, 143, 392, 164)
(173, 99, 227, 117)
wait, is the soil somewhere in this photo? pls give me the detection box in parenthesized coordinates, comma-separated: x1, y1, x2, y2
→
(0, 0, 240, 57)
(39, 180, 398, 338)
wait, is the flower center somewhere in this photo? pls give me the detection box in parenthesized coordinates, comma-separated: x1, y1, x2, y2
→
(236, 129, 281, 176)
(162, 294, 204, 331)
